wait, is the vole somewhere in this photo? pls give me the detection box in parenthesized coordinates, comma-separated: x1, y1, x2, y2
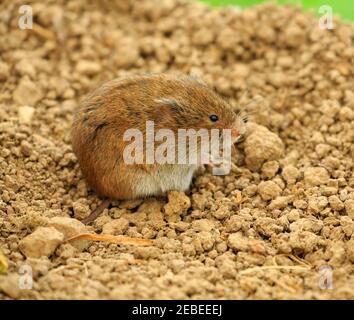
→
(71, 74, 247, 222)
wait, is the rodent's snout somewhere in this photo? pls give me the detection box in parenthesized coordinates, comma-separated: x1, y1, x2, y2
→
(231, 117, 247, 143)
(231, 128, 240, 139)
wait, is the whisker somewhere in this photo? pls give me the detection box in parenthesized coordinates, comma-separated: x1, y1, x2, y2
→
(234, 95, 265, 124)
(241, 115, 249, 123)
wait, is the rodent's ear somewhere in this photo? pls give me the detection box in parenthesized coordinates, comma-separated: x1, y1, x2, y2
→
(155, 98, 184, 123)
(155, 98, 184, 114)
(155, 98, 187, 125)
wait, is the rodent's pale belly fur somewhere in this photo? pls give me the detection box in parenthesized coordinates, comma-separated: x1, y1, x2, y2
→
(132, 165, 199, 197)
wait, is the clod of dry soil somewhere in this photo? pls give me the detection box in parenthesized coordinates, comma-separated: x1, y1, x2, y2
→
(0, 0, 354, 299)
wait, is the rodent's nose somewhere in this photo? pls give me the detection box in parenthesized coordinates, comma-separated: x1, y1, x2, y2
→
(231, 128, 240, 138)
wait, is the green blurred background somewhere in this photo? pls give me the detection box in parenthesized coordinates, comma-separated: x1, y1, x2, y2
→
(200, 0, 354, 21)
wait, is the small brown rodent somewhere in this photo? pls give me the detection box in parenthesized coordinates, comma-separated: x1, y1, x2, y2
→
(71, 74, 246, 201)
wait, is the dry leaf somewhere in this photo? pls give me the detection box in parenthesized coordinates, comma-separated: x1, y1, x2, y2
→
(0, 248, 8, 274)
(32, 23, 56, 40)
(66, 233, 153, 246)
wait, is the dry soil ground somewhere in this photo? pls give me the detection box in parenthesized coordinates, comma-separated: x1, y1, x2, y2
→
(0, 0, 353, 299)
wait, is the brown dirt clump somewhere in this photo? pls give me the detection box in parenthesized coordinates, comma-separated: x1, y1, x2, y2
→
(0, 0, 354, 299)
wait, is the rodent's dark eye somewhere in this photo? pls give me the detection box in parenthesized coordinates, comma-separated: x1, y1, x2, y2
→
(209, 114, 219, 122)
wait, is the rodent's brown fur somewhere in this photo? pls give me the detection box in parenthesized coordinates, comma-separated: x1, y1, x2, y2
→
(71, 74, 245, 200)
